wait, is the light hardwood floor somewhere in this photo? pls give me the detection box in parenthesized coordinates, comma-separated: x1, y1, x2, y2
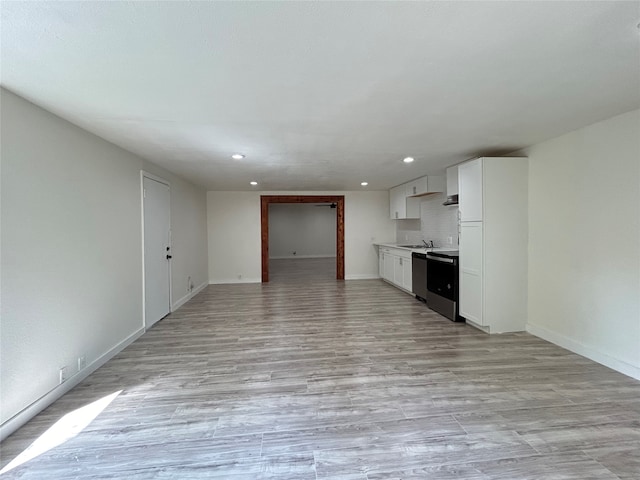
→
(269, 257, 337, 283)
(2, 259, 639, 479)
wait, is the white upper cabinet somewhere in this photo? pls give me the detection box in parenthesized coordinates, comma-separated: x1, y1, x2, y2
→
(389, 175, 445, 220)
(389, 185, 408, 219)
(458, 158, 484, 222)
(405, 176, 445, 197)
(446, 166, 459, 196)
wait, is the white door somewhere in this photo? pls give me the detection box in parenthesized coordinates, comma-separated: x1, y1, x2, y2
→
(143, 176, 171, 328)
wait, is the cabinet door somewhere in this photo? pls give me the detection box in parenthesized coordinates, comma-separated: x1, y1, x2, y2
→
(389, 185, 406, 219)
(446, 166, 458, 196)
(379, 251, 385, 279)
(406, 178, 427, 196)
(458, 158, 483, 222)
(383, 252, 395, 282)
(459, 222, 483, 325)
(394, 256, 404, 287)
(402, 256, 413, 292)
(406, 176, 445, 197)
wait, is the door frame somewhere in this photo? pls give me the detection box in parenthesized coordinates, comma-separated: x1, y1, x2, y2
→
(260, 195, 345, 282)
(141, 171, 172, 329)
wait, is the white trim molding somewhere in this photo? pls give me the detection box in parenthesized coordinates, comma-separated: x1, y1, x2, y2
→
(527, 323, 640, 381)
(345, 274, 380, 280)
(209, 278, 261, 285)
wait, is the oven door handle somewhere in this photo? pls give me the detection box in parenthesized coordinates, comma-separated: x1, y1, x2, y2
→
(426, 255, 455, 264)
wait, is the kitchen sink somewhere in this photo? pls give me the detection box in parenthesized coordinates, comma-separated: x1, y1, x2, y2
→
(398, 244, 426, 248)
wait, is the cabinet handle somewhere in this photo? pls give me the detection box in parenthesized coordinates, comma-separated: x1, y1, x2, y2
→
(395, 211, 398, 218)
(399, 258, 403, 266)
(413, 186, 416, 194)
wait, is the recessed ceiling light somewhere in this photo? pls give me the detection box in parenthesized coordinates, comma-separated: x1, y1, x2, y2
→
(403, 157, 415, 164)
(231, 153, 245, 160)
(250, 181, 258, 186)
(361, 182, 368, 186)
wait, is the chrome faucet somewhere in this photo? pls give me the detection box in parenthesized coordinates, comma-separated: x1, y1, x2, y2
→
(422, 240, 434, 249)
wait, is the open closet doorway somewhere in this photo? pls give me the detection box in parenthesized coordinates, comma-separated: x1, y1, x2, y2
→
(260, 195, 345, 283)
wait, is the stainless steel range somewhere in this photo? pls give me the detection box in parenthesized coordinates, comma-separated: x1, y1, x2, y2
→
(425, 251, 465, 322)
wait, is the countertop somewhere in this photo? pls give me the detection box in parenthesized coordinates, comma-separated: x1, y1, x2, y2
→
(374, 243, 458, 253)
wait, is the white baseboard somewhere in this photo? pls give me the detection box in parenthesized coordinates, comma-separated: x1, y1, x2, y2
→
(345, 274, 380, 280)
(526, 323, 640, 381)
(269, 255, 336, 260)
(172, 281, 208, 310)
(0, 326, 145, 442)
(209, 278, 261, 285)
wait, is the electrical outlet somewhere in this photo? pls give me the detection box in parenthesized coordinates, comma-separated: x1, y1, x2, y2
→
(447, 236, 453, 245)
(59, 366, 68, 384)
(78, 355, 86, 371)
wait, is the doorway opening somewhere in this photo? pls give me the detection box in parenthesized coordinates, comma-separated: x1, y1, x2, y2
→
(260, 195, 345, 283)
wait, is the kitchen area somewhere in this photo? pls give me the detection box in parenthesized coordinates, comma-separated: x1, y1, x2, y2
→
(376, 156, 529, 334)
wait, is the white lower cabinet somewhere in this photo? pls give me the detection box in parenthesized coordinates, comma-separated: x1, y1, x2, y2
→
(378, 246, 412, 293)
(402, 257, 413, 292)
(382, 250, 395, 282)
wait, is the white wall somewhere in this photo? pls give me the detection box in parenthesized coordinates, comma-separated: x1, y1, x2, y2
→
(269, 204, 336, 259)
(207, 191, 395, 283)
(525, 108, 640, 380)
(0, 89, 208, 438)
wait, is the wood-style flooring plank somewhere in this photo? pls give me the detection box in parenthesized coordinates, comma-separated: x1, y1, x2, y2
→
(1, 258, 638, 479)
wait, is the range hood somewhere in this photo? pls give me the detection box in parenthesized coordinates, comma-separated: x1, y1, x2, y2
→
(443, 194, 458, 206)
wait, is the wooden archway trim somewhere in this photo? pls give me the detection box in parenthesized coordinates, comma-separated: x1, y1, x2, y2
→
(260, 195, 345, 283)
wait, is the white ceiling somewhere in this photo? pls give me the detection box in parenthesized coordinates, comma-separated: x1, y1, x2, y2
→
(2, 1, 639, 191)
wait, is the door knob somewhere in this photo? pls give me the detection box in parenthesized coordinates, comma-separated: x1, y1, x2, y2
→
(166, 255, 172, 259)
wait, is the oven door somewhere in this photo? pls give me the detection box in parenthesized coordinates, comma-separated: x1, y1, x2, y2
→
(426, 255, 456, 302)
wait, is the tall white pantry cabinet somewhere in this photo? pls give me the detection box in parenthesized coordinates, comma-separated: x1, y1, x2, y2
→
(458, 157, 528, 333)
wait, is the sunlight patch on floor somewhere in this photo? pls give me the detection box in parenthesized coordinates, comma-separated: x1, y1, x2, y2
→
(0, 390, 122, 474)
